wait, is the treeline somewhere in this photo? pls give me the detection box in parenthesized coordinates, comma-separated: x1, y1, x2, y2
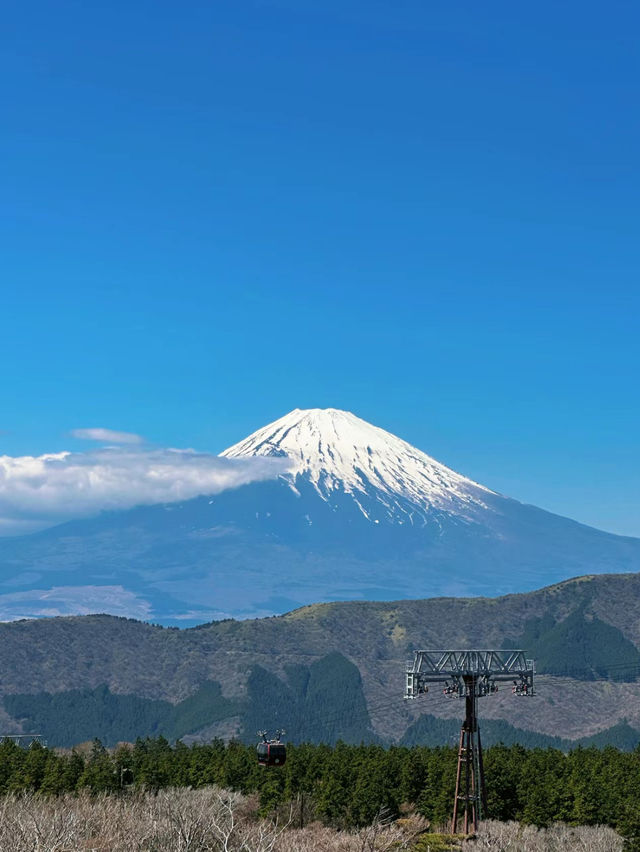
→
(1, 737, 640, 844)
(402, 715, 640, 751)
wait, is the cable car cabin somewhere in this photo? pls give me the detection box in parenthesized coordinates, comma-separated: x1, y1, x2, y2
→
(257, 741, 286, 767)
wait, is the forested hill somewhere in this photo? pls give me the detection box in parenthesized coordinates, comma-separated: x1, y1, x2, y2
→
(2, 572, 640, 747)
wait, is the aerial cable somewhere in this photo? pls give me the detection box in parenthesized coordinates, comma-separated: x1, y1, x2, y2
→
(296, 679, 477, 741)
(296, 694, 424, 735)
(293, 691, 432, 739)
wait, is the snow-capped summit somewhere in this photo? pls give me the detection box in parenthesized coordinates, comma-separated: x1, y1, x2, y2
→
(221, 408, 492, 525)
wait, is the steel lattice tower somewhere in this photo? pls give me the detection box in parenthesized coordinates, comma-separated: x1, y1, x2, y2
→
(405, 650, 535, 834)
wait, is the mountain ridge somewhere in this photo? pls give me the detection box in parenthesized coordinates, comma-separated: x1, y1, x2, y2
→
(1, 572, 640, 746)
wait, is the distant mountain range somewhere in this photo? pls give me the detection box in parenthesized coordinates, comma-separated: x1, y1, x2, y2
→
(2, 573, 640, 749)
(0, 407, 639, 624)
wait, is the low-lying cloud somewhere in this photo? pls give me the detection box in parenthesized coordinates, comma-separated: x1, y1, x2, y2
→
(0, 585, 153, 621)
(71, 427, 144, 444)
(0, 446, 290, 536)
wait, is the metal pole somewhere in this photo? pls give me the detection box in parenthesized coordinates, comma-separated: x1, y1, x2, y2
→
(452, 726, 465, 833)
(477, 725, 487, 816)
(471, 682, 479, 832)
(463, 723, 471, 834)
(452, 675, 482, 835)
(466, 678, 474, 834)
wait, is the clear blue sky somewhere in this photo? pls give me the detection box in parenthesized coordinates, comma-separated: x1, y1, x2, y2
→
(2, 1, 639, 535)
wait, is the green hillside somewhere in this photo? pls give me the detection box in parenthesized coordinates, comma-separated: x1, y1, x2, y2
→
(3, 652, 376, 748)
(4, 681, 239, 748)
(241, 652, 376, 744)
(509, 608, 640, 680)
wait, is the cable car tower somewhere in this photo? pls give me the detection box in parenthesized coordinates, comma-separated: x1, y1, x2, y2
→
(405, 649, 535, 835)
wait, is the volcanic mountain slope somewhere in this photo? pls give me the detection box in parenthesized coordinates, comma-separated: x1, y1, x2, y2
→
(221, 407, 493, 526)
(0, 408, 639, 623)
(2, 574, 640, 748)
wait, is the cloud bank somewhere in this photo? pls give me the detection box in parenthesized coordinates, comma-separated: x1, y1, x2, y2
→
(0, 446, 290, 536)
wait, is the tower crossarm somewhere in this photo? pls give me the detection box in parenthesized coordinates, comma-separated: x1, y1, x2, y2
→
(405, 649, 535, 698)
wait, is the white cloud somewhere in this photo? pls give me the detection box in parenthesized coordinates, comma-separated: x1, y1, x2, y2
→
(0, 585, 152, 621)
(166, 609, 236, 622)
(71, 427, 144, 444)
(0, 517, 45, 535)
(0, 446, 290, 535)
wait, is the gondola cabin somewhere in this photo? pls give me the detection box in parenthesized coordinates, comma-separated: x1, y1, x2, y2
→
(257, 740, 286, 767)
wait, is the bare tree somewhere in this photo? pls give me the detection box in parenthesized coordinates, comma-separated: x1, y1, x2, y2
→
(467, 820, 623, 852)
(0, 789, 624, 852)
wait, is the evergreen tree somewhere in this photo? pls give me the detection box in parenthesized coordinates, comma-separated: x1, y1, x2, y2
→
(78, 739, 118, 793)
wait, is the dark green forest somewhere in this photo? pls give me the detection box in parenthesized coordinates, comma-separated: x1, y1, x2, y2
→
(3, 653, 377, 748)
(401, 715, 640, 751)
(508, 609, 640, 681)
(1, 737, 640, 846)
(7, 647, 640, 750)
(4, 682, 240, 748)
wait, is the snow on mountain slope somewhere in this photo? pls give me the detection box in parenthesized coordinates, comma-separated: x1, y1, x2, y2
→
(221, 408, 493, 526)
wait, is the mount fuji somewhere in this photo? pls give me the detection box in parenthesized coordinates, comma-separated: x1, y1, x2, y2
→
(221, 408, 493, 527)
(1, 408, 639, 624)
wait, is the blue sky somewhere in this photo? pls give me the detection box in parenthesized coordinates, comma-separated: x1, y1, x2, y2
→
(1, 0, 639, 535)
